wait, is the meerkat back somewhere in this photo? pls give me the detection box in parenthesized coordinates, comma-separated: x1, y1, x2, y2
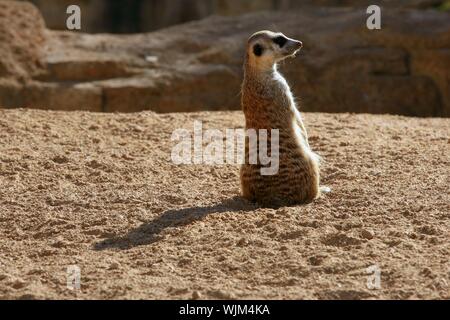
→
(240, 30, 325, 207)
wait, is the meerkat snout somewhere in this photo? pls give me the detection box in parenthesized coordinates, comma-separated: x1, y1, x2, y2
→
(281, 39, 302, 57)
(273, 34, 302, 50)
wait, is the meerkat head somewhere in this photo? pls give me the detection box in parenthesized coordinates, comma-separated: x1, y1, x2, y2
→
(246, 30, 303, 71)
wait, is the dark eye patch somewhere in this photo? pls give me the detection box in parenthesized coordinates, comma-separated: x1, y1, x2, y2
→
(253, 43, 263, 56)
(273, 36, 287, 48)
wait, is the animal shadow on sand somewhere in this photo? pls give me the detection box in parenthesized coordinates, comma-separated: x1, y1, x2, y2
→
(94, 196, 258, 250)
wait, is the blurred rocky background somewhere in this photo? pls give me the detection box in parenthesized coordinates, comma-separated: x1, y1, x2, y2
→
(0, 0, 449, 116)
(27, 0, 450, 33)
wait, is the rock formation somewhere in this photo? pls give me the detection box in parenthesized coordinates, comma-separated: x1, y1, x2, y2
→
(0, 1, 449, 116)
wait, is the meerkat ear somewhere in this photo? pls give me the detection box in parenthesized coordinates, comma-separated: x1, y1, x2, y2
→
(253, 44, 263, 57)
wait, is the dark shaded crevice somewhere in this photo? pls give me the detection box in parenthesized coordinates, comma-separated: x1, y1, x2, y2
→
(100, 88, 106, 113)
(404, 51, 411, 75)
(406, 53, 444, 117)
(430, 81, 445, 117)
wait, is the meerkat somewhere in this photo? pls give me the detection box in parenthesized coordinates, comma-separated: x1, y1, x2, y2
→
(240, 30, 329, 207)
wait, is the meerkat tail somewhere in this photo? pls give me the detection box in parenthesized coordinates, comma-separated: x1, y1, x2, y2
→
(320, 186, 331, 194)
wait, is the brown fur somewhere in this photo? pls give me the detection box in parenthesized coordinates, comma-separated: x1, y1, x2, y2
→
(240, 31, 323, 207)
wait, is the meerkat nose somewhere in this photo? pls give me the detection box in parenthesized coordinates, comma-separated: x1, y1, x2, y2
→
(296, 40, 303, 48)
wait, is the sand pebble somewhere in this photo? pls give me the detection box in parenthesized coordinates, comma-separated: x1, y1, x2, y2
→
(192, 290, 202, 300)
(0, 273, 10, 281)
(109, 262, 120, 270)
(11, 278, 27, 289)
(236, 237, 248, 246)
(208, 289, 234, 299)
(52, 155, 69, 164)
(361, 229, 374, 240)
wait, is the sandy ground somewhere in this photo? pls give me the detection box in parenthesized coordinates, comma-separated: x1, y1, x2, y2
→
(0, 108, 448, 300)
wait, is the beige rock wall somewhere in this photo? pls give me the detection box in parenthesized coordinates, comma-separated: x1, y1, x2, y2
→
(2, 1, 450, 116)
(0, 1, 46, 79)
(27, 0, 447, 33)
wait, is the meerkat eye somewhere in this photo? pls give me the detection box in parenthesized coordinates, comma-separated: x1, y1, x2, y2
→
(253, 43, 263, 57)
(273, 36, 287, 48)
